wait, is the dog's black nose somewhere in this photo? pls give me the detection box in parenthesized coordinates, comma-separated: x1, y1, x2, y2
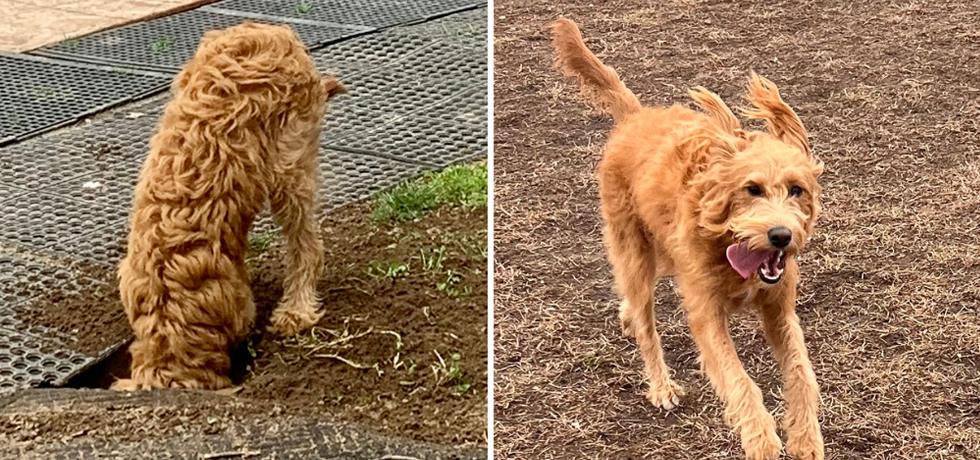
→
(768, 227, 792, 248)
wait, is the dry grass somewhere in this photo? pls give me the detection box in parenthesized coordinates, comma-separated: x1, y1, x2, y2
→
(493, 0, 980, 458)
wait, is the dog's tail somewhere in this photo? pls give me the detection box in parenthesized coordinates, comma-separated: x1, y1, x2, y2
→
(551, 18, 641, 122)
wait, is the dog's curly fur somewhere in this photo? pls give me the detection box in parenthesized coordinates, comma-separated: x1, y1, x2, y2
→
(112, 23, 345, 391)
(552, 19, 826, 460)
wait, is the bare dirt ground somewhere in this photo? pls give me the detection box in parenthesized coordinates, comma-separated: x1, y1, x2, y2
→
(18, 200, 488, 448)
(243, 203, 488, 445)
(493, 0, 980, 459)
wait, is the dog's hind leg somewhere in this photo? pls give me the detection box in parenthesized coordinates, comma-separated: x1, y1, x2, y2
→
(683, 288, 781, 460)
(604, 217, 683, 410)
(760, 291, 823, 460)
(267, 128, 325, 337)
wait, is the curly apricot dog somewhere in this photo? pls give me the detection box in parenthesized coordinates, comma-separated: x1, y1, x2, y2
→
(112, 23, 345, 390)
(552, 19, 825, 460)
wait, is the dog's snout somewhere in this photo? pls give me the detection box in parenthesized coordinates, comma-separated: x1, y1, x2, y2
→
(768, 227, 792, 248)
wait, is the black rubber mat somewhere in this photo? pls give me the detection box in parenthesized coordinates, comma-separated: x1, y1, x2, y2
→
(388, 5, 487, 38)
(211, 0, 484, 29)
(325, 108, 487, 166)
(33, 8, 368, 73)
(0, 389, 488, 459)
(0, 54, 170, 146)
(0, 96, 154, 266)
(314, 9, 487, 166)
(0, 253, 107, 391)
(0, 94, 426, 270)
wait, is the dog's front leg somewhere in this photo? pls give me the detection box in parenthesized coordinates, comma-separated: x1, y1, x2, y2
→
(685, 292, 781, 460)
(760, 291, 823, 460)
(267, 136, 326, 336)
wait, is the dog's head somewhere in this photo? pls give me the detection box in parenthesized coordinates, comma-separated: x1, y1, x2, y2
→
(685, 74, 823, 285)
(173, 23, 347, 121)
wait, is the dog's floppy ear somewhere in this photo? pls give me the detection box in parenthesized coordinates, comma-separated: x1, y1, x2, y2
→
(689, 87, 741, 135)
(322, 77, 347, 100)
(742, 72, 811, 157)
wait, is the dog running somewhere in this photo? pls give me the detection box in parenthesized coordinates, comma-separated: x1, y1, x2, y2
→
(552, 18, 826, 460)
(113, 23, 345, 391)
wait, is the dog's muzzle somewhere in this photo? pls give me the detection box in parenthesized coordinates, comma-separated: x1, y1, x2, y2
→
(726, 241, 788, 284)
(756, 250, 786, 284)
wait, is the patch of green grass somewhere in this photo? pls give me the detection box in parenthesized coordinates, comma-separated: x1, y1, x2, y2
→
(441, 24, 481, 36)
(432, 350, 470, 396)
(295, 0, 312, 14)
(248, 229, 280, 254)
(151, 37, 175, 53)
(579, 352, 602, 371)
(419, 246, 447, 272)
(367, 260, 410, 281)
(436, 269, 471, 298)
(63, 38, 79, 48)
(371, 162, 487, 222)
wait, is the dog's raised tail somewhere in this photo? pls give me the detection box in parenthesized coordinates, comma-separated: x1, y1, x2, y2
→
(551, 18, 641, 122)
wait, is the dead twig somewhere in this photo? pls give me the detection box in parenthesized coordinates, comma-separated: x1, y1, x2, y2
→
(313, 353, 373, 369)
(200, 451, 261, 459)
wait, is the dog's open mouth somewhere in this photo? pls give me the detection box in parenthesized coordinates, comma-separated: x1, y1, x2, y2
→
(726, 241, 787, 284)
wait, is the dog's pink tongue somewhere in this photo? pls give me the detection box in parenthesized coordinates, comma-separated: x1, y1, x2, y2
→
(726, 242, 770, 279)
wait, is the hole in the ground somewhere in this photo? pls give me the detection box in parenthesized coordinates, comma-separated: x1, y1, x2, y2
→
(65, 339, 259, 389)
(65, 344, 130, 389)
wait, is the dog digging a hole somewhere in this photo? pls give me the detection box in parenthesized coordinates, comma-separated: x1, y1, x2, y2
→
(112, 22, 346, 391)
(552, 19, 825, 460)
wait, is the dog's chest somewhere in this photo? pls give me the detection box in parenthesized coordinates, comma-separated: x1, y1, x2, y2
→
(728, 286, 763, 313)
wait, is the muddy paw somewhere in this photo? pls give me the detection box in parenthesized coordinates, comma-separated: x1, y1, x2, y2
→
(742, 423, 782, 460)
(268, 306, 323, 336)
(646, 380, 685, 410)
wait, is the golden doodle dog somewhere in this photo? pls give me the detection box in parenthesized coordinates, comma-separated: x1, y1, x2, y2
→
(112, 23, 345, 391)
(552, 19, 825, 460)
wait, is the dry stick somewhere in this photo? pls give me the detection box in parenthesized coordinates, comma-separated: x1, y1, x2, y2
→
(200, 451, 261, 459)
(378, 456, 422, 460)
(313, 354, 373, 369)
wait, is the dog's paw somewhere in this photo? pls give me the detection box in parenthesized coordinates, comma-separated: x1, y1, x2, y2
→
(741, 421, 782, 460)
(786, 432, 824, 460)
(109, 379, 141, 391)
(267, 307, 324, 336)
(646, 380, 685, 410)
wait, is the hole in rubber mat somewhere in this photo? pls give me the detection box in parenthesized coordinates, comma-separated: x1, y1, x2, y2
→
(65, 340, 258, 389)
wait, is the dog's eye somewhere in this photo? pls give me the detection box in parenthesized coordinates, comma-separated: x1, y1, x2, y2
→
(747, 185, 763, 196)
(790, 185, 803, 197)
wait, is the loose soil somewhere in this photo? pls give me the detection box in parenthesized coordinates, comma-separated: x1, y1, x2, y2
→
(243, 203, 488, 445)
(493, 1, 980, 459)
(16, 267, 128, 356)
(17, 201, 487, 447)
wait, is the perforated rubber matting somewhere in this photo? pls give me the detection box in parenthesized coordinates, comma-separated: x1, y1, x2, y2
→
(210, 0, 484, 28)
(0, 54, 170, 146)
(0, 389, 488, 459)
(33, 8, 369, 74)
(0, 6, 486, 392)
